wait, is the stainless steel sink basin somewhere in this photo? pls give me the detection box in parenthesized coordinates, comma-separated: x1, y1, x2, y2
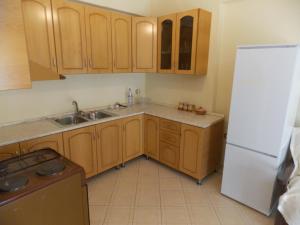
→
(53, 114, 89, 126)
(83, 110, 112, 121)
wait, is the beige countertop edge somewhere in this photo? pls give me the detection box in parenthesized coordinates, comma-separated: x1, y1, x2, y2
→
(0, 106, 224, 148)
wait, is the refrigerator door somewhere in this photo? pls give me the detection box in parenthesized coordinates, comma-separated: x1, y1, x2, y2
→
(221, 144, 278, 215)
(227, 46, 299, 157)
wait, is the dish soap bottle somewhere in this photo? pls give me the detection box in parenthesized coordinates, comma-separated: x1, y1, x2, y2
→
(127, 88, 133, 106)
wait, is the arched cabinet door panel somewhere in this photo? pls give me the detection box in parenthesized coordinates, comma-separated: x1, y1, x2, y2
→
(144, 115, 159, 160)
(85, 6, 112, 73)
(0, 144, 20, 161)
(63, 126, 97, 178)
(158, 14, 176, 73)
(112, 12, 132, 73)
(132, 17, 157, 73)
(96, 120, 122, 172)
(122, 115, 143, 162)
(52, 0, 87, 74)
(21, 0, 59, 80)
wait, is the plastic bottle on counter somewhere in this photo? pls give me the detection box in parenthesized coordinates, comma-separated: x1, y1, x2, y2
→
(127, 88, 133, 106)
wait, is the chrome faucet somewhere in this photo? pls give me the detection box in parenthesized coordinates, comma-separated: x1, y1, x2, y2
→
(72, 100, 80, 115)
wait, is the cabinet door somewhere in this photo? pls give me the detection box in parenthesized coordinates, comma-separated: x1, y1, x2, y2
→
(52, 0, 87, 74)
(132, 17, 157, 73)
(63, 126, 97, 178)
(20, 133, 64, 155)
(158, 14, 176, 73)
(111, 12, 132, 73)
(179, 124, 202, 179)
(0, 143, 20, 161)
(144, 115, 159, 160)
(0, 0, 31, 90)
(21, 0, 59, 80)
(85, 6, 112, 73)
(159, 141, 179, 169)
(175, 9, 198, 75)
(96, 120, 122, 172)
(122, 115, 143, 162)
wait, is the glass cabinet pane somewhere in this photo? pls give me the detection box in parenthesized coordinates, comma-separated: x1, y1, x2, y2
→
(160, 19, 173, 70)
(178, 16, 193, 70)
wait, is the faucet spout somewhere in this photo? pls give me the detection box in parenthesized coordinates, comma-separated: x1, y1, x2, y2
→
(72, 100, 80, 115)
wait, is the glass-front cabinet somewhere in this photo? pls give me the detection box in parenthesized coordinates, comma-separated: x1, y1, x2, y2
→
(175, 9, 198, 75)
(158, 14, 176, 73)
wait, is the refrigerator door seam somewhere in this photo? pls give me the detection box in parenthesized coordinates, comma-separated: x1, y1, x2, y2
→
(227, 142, 277, 158)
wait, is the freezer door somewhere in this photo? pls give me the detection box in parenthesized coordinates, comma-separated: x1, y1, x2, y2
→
(227, 46, 299, 156)
(221, 144, 278, 215)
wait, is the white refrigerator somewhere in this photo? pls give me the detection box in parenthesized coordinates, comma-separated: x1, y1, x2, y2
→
(221, 44, 300, 215)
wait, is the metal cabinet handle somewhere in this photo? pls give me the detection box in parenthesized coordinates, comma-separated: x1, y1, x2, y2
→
(52, 57, 56, 67)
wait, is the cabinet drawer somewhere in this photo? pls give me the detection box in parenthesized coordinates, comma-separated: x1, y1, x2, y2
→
(160, 130, 180, 147)
(159, 119, 181, 134)
(159, 141, 179, 169)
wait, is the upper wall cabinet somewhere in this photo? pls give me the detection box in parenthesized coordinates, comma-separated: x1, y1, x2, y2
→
(0, 0, 31, 90)
(52, 0, 87, 74)
(132, 17, 157, 73)
(158, 14, 176, 73)
(85, 6, 112, 73)
(158, 9, 211, 75)
(21, 0, 59, 80)
(111, 13, 132, 73)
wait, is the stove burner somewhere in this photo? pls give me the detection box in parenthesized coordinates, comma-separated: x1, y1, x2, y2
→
(0, 163, 7, 174)
(36, 160, 65, 176)
(0, 176, 29, 192)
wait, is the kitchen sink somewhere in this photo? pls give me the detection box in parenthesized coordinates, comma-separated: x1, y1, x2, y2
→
(51, 110, 114, 126)
(53, 114, 89, 126)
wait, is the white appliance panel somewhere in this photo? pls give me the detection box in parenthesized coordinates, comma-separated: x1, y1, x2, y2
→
(221, 144, 278, 215)
(227, 46, 299, 157)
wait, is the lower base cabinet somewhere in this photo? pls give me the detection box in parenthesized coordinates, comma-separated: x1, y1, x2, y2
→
(96, 120, 122, 172)
(144, 115, 159, 160)
(63, 126, 98, 178)
(0, 143, 20, 161)
(159, 141, 180, 169)
(122, 115, 144, 162)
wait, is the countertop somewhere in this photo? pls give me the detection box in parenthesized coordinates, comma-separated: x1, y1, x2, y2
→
(0, 103, 224, 147)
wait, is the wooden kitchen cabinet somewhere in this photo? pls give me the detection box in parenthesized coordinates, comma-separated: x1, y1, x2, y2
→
(20, 133, 64, 155)
(144, 115, 159, 160)
(111, 12, 132, 73)
(122, 115, 144, 162)
(0, 0, 31, 90)
(0, 143, 20, 161)
(63, 126, 98, 178)
(179, 122, 224, 182)
(85, 6, 112, 73)
(158, 14, 176, 73)
(132, 17, 157, 73)
(21, 0, 59, 81)
(96, 120, 122, 172)
(52, 0, 87, 74)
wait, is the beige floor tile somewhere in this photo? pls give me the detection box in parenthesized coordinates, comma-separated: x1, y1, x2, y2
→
(135, 189, 161, 206)
(184, 189, 211, 206)
(160, 177, 182, 190)
(111, 188, 137, 206)
(104, 206, 133, 224)
(161, 190, 185, 206)
(215, 206, 249, 225)
(187, 205, 220, 225)
(209, 193, 242, 208)
(159, 166, 180, 178)
(241, 206, 274, 225)
(89, 205, 108, 225)
(133, 207, 162, 224)
(162, 206, 191, 224)
(89, 188, 114, 205)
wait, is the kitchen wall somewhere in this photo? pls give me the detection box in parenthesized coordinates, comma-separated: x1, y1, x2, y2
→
(0, 0, 151, 126)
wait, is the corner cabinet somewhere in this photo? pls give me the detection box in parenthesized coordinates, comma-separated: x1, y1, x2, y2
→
(85, 6, 112, 73)
(0, 0, 31, 91)
(96, 120, 122, 172)
(122, 115, 144, 162)
(158, 9, 211, 75)
(157, 14, 176, 73)
(144, 115, 159, 160)
(111, 12, 132, 73)
(52, 0, 87, 74)
(132, 17, 157, 73)
(63, 126, 98, 178)
(21, 0, 59, 81)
